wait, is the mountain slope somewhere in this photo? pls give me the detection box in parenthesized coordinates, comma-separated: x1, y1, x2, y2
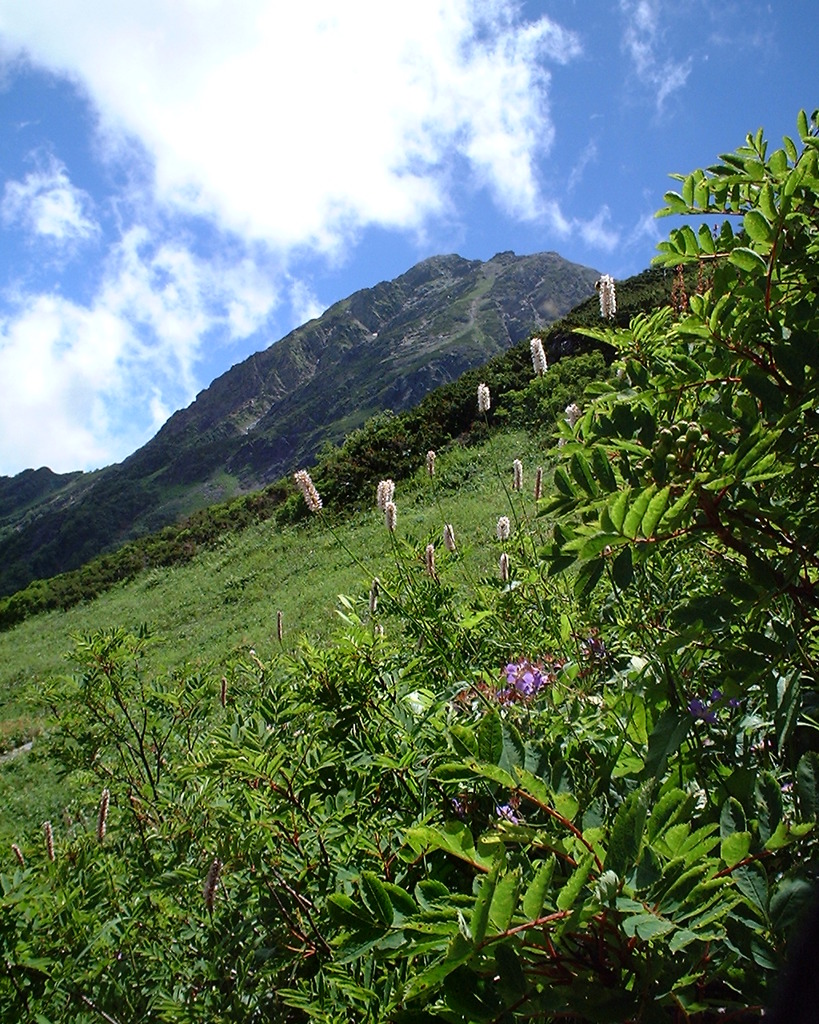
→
(0, 250, 599, 597)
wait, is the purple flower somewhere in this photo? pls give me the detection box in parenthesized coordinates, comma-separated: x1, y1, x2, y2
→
(504, 659, 545, 698)
(450, 797, 469, 819)
(496, 804, 519, 824)
(688, 698, 717, 724)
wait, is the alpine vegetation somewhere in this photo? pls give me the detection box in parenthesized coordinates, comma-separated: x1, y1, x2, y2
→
(2, 112, 818, 1024)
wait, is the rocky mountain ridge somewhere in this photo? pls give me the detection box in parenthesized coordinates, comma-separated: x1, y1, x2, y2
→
(0, 250, 599, 596)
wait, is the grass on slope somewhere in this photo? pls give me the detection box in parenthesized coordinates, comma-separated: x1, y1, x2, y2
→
(0, 428, 553, 844)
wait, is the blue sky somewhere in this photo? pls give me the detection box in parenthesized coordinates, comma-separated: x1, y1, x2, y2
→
(0, 0, 815, 476)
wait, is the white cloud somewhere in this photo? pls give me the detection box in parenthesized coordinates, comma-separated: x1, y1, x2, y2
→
(0, 229, 279, 474)
(1, 154, 98, 243)
(567, 141, 599, 194)
(0, 1, 587, 475)
(618, 0, 692, 109)
(288, 280, 325, 328)
(0, 1, 579, 252)
(577, 206, 619, 251)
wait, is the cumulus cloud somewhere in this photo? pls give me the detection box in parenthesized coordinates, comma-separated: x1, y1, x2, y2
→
(618, 0, 691, 109)
(1, 154, 98, 243)
(0, 230, 279, 474)
(0, 1, 579, 251)
(0, 1, 590, 474)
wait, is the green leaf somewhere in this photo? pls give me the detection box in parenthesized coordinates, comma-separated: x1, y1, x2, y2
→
(405, 822, 496, 872)
(720, 831, 751, 866)
(640, 485, 671, 538)
(608, 488, 630, 533)
(556, 851, 594, 911)
(772, 668, 801, 752)
(327, 893, 377, 930)
(612, 545, 633, 589)
(720, 797, 747, 838)
(796, 752, 819, 821)
(495, 942, 527, 997)
(477, 711, 503, 766)
(553, 465, 575, 497)
(770, 877, 814, 934)
(623, 913, 676, 941)
(471, 864, 499, 944)
(574, 557, 605, 599)
(784, 134, 799, 163)
(570, 452, 598, 496)
(605, 785, 650, 876)
(623, 487, 654, 539)
(642, 710, 691, 781)
(383, 882, 418, 918)
(768, 148, 788, 176)
(759, 181, 778, 220)
(734, 861, 769, 916)
(647, 789, 694, 842)
(591, 445, 617, 491)
(797, 108, 809, 141)
(682, 174, 695, 207)
(669, 928, 701, 953)
(729, 246, 767, 273)
(755, 771, 783, 843)
(500, 721, 526, 773)
(697, 223, 716, 254)
(522, 857, 556, 919)
(489, 872, 519, 933)
(402, 934, 473, 1002)
(743, 209, 773, 244)
(661, 190, 689, 214)
(360, 871, 394, 926)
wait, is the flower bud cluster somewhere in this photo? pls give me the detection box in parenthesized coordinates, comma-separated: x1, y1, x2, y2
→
(376, 479, 395, 512)
(530, 337, 548, 376)
(597, 274, 616, 319)
(564, 402, 582, 429)
(293, 470, 323, 513)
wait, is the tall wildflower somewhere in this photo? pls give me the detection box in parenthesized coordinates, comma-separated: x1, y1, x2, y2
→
(43, 821, 55, 862)
(597, 274, 616, 319)
(565, 402, 582, 429)
(425, 543, 436, 579)
(477, 383, 491, 414)
(512, 459, 523, 492)
(443, 523, 456, 553)
(203, 857, 222, 913)
(534, 466, 543, 501)
(97, 788, 110, 844)
(499, 552, 510, 583)
(11, 843, 24, 867)
(426, 450, 436, 477)
(220, 676, 228, 707)
(385, 501, 397, 532)
(277, 610, 283, 643)
(530, 337, 548, 376)
(369, 577, 380, 615)
(497, 516, 511, 542)
(376, 479, 395, 512)
(294, 469, 323, 513)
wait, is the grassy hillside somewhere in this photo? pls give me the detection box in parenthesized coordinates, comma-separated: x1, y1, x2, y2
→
(0, 428, 551, 842)
(0, 264, 678, 630)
